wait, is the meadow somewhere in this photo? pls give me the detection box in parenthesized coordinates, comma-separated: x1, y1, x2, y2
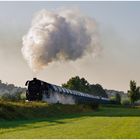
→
(0, 101, 140, 139)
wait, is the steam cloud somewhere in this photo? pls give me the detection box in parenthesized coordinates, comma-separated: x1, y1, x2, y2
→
(42, 92, 75, 104)
(22, 8, 99, 72)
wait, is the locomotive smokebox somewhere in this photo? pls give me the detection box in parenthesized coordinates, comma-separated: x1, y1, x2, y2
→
(25, 77, 42, 101)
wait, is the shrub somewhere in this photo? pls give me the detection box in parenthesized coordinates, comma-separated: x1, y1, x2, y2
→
(110, 97, 118, 105)
(121, 99, 130, 106)
(1, 92, 22, 101)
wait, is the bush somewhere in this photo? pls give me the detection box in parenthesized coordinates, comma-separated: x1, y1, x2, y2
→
(110, 97, 119, 105)
(1, 92, 22, 101)
(121, 99, 130, 106)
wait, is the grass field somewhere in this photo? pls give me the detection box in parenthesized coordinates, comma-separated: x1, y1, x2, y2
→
(1, 106, 140, 139)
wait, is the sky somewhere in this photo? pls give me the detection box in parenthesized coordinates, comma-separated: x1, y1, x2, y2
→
(0, 1, 140, 92)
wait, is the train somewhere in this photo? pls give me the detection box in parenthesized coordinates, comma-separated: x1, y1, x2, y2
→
(25, 78, 110, 105)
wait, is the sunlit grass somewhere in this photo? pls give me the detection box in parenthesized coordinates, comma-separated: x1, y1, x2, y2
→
(1, 106, 140, 138)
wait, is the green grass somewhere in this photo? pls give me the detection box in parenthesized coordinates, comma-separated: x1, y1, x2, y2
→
(1, 105, 140, 138)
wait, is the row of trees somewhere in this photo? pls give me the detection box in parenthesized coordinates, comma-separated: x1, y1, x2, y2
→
(62, 76, 140, 105)
(62, 76, 108, 98)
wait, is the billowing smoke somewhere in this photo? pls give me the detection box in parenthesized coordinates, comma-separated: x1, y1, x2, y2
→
(22, 8, 99, 72)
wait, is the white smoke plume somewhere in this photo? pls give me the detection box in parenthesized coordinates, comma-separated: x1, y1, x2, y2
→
(42, 92, 75, 105)
(22, 8, 99, 72)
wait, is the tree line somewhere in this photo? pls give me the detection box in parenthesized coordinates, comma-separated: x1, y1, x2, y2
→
(62, 76, 108, 98)
(62, 76, 140, 106)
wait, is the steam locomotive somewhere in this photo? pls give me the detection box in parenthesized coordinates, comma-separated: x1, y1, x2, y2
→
(25, 78, 110, 105)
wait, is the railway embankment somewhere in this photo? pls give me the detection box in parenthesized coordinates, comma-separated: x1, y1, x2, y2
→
(0, 100, 97, 120)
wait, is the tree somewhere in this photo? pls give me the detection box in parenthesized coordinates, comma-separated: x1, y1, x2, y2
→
(62, 76, 90, 93)
(128, 80, 140, 104)
(89, 84, 108, 98)
(115, 93, 121, 104)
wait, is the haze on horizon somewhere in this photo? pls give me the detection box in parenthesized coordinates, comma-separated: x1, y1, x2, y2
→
(0, 1, 140, 92)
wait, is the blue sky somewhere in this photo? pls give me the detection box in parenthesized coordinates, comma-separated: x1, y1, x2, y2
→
(0, 1, 140, 91)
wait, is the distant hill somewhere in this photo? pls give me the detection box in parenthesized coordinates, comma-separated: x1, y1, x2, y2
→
(0, 80, 25, 96)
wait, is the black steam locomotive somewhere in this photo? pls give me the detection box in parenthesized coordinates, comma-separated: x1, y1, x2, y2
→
(25, 78, 110, 105)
